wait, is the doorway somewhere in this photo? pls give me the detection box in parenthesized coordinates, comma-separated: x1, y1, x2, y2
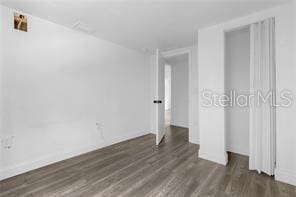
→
(165, 65, 171, 127)
(166, 54, 189, 129)
(155, 50, 190, 145)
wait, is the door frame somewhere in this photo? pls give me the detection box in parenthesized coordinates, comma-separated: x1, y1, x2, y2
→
(161, 47, 194, 142)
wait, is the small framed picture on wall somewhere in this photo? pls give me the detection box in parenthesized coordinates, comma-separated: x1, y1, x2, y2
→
(14, 12, 27, 32)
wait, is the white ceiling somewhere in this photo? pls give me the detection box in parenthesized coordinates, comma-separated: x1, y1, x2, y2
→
(0, 0, 289, 53)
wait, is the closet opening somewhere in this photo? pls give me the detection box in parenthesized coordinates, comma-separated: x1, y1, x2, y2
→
(224, 18, 276, 176)
(225, 26, 251, 157)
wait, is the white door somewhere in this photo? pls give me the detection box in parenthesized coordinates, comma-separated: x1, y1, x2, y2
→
(155, 49, 166, 145)
(249, 18, 276, 175)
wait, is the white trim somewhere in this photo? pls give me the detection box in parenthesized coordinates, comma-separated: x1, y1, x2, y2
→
(275, 168, 296, 186)
(162, 47, 192, 58)
(199, 150, 228, 165)
(0, 131, 149, 181)
(162, 46, 198, 145)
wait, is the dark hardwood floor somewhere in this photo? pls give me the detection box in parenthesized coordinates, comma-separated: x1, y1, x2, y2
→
(0, 126, 295, 197)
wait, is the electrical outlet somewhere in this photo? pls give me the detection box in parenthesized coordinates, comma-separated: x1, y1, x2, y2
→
(1, 136, 14, 149)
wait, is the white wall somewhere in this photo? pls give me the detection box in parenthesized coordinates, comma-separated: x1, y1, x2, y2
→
(198, 27, 227, 165)
(0, 6, 4, 173)
(170, 56, 189, 128)
(189, 46, 199, 145)
(149, 55, 156, 134)
(198, 3, 296, 185)
(0, 5, 151, 180)
(225, 27, 250, 156)
(293, 1, 296, 186)
(165, 65, 171, 111)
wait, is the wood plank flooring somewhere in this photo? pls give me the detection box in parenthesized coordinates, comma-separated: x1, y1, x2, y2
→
(1, 126, 295, 197)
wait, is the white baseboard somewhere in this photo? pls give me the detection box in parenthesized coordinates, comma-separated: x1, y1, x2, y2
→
(189, 133, 199, 145)
(275, 168, 296, 186)
(226, 149, 249, 157)
(189, 138, 199, 145)
(170, 123, 189, 128)
(198, 149, 228, 165)
(150, 130, 155, 134)
(0, 131, 150, 181)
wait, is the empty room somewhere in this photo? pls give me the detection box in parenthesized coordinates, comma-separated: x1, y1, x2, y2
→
(0, 0, 296, 196)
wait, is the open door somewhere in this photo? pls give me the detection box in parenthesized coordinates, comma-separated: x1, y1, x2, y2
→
(155, 49, 166, 145)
